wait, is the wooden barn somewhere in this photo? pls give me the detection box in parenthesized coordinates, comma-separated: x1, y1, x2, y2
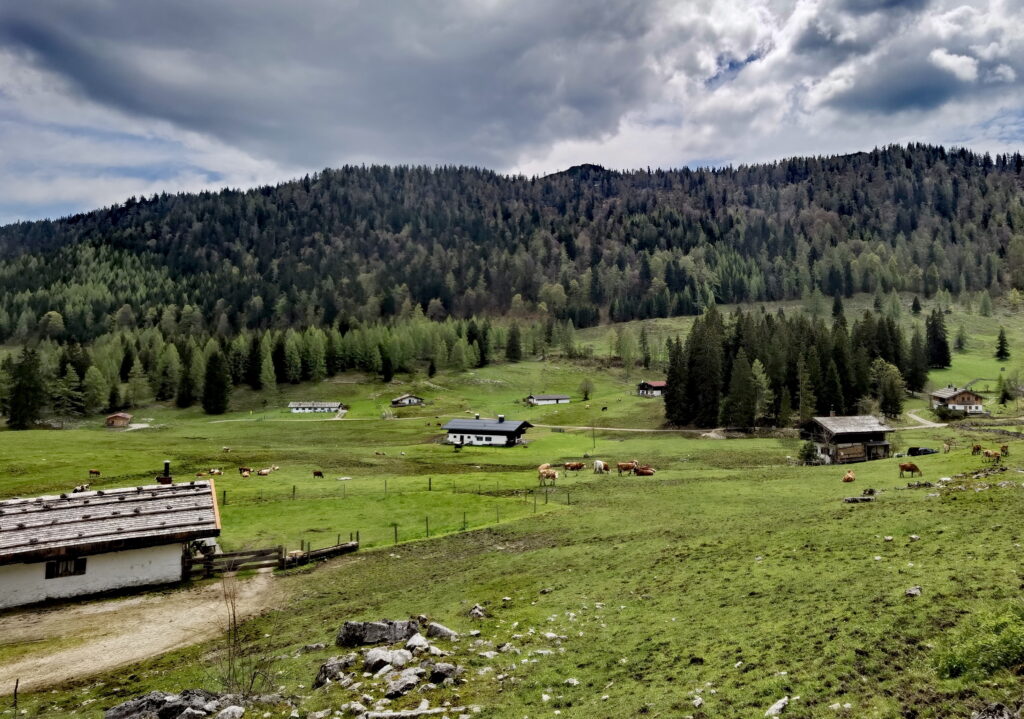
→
(287, 401, 345, 414)
(637, 380, 666, 397)
(807, 415, 894, 464)
(442, 415, 532, 447)
(391, 393, 425, 407)
(105, 412, 133, 428)
(930, 386, 985, 414)
(526, 393, 571, 406)
(0, 481, 221, 609)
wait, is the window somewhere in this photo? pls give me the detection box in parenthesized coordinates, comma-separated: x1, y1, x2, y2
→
(45, 557, 86, 579)
(476, 436, 484, 442)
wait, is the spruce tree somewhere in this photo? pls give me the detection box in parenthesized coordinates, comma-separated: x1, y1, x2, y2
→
(911, 296, 922, 315)
(83, 365, 107, 413)
(925, 309, 951, 368)
(721, 349, 756, 427)
(202, 350, 231, 415)
(797, 355, 817, 424)
(427, 358, 437, 378)
(954, 324, 968, 352)
(107, 384, 122, 413)
(820, 359, 845, 416)
(259, 344, 277, 394)
(663, 337, 687, 425)
(126, 358, 150, 408)
(906, 328, 929, 393)
(777, 389, 793, 428)
(831, 294, 844, 319)
(7, 347, 46, 429)
(505, 324, 522, 362)
(995, 327, 1010, 361)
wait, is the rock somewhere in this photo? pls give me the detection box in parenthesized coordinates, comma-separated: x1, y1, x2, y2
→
(302, 643, 327, 652)
(406, 633, 431, 652)
(971, 703, 1019, 719)
(313, 654, 359, 689)
(425, 622, 460, 641)
(105, 690, 222, 719)
(429, 663, 461, 683)
(216, 709, 245, 719)
(308, 711, 331, 719)
(540, 587, 553, 594)
(909, 535, 921, 542)
(468, 604, 487, 619)
(883, 536, 893, 542)
(765, 696, 789, 716)
(905, 586, 923, 597)
(478, 651, 498, 659)
(365, 648, 413, 672)
(385, 667, 426, 698)
(336, 619, 420, 647)
(693, 697, 704, 708)
(564, 678, 580, 686)
(178, 710, 207, 718)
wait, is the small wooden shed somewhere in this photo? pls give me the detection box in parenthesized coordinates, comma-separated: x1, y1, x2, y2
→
(105, 412, 133, 428)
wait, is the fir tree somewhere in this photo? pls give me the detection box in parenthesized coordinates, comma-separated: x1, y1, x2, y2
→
(52, 365, 85, 419)
(505, 324, 522, 362)
(954, 324, 968, 352)
(721, 349, 756, 427)
(777, 389, 793, 428)
(259, 341, 277, 394)
(427, 358, 437, 378)
(820, 359, 845, 416)
(201, 350, 231, 415)
(797, 355, 817, 424)
(82, 365, 107, 413)
(995, 327, 1010, 361)
(663, 337, 687, 425)
(107, 384, 122, 413)
(7, 347, 46, 429)
(925, 309, 951, 368)
(911, 296, 922, 315)
(126, 358, 150, 408)
(831, 294, 844, 319)
(906, 328, 929, 393)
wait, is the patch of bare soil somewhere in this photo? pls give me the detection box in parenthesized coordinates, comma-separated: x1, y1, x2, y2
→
(0, 571, 280, 693)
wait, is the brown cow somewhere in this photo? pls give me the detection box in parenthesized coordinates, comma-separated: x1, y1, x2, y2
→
(209, 469, 223, 476)
(88, 469, 101, 477)
(257, 468, 271, 476)
(1001, 445, 1009, 457)
(564, 462, 586, 474)
(593, 460, 609, 474)
(313, 470, 324, 478)
(972, 444, 982, 456)
(617, 460, 639, 475)
(240, 471, 251, 478)
(238, 466, 252, 475)
(633, 466, 656, 476)
(899, 463, 922, 478)
(538, 463, 552, 473)
(842, 470, 856, 483)
(538, 469, 559, 485)
(983, 449, 1001, 463)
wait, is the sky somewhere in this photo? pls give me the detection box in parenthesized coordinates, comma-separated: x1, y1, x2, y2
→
(0, 0, 1022, 224)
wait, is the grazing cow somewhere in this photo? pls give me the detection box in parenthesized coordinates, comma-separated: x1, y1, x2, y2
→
(538, 463, 552, 473)
(240, 471, 251, 478)
(222, 446, 232, 452)
(593, 460, 609, 474)
(88, 469, 101, 477)
(942, 443, 950, 454)
(633, 466, 656, 477)
(271, 465, 280, 471)
(72, 483, 90, 493)
(983, 449, 1001, 463)
(538, 469, 559, 485)
(209, 469, 223, 476)
(257, 468, 271, 476)
(899, 463, 922, 478)
(617, 460, 639, 475)
(1001, 445, 1009, 457)
(238, 467, 252, 475)
(842, 470, 856, 483)
(601, 407, 608, 412)
(313, 470, 324, 478)
(972, 444, 982, 456)
(374, 451, 387, 456)
(564, 461, 586, 474)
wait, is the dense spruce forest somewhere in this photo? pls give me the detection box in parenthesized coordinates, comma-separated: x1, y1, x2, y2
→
(0, 143, 1022, 427)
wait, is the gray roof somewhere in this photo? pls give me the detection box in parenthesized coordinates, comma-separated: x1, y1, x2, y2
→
(812, 415, 893, 434)
(528, 394, 570, 400)
(0, 482, 220, 565)
(442, 418, 532, 434)
(287, 401, 344, 408)
(392, 394, 423, 401)
(931, 386, 981, 400)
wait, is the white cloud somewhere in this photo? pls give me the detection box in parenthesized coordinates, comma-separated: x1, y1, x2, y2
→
(928, 48, 979, 82)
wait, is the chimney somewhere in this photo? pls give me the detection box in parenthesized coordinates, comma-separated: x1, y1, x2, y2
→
(498, 415, 505, 423)
(475, 413, 480, 420)
(829, 408, 836, 417)
(156, 460, 173, 485)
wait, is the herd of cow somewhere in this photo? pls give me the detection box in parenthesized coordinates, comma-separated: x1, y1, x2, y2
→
(536, 459, 655, 485)
(838, 443, 1011, 483)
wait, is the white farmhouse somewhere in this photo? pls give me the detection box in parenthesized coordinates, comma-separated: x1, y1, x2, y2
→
(288, 401, 345, 413)
(526, 394, 571, 406)
(930, 386, 985, 414)
(391, 394, 425, 407)
(0, 481, 221, 610)
(442, 416, 532, 447)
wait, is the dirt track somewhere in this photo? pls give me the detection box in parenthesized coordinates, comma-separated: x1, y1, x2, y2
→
(0, 571, 279, 693)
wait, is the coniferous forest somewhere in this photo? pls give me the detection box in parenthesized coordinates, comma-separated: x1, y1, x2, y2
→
(0, 143, 1022, 426)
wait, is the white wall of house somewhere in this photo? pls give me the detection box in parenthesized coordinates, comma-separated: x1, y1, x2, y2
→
(0, 543, 184, 610)
(932, 399, 984, 413)
(445, 432, 512, 446)
(394, 398, 422, 406)
(528, 398, 569, 405)
(291, 407, 336, 413)
(638, 389, 663, 397)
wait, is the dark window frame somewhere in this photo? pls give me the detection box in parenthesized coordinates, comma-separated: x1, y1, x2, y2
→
(45, 557, 87, 579)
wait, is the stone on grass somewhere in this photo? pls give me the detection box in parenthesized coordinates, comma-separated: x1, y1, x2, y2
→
(909, 535, 921, 542)
(337, 620, 420, 647)
(971, 703, 1019, 719)
(216, 708, 245, 719)
(469, 604, 487, 619)
(564, 677, 580, 686)
(905, 586, 923, 597)
(765, 695, 789, 716)
(313, 654, 358, 689)
(425, 622, 460, 641)
(385, 667, 426, 698)
(406, 633, 431, 652)
(429, 663, 461, 683)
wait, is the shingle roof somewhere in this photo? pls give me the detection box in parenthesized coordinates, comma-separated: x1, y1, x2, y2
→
(442, 418, 532, 434)
(106, 412, 133, 420)
(639, 381, 667, 387)
(0, 482, 220, 565)
(287, 401, 344, 409)
(812, 415, 893, 434)
(528, 394, 570, 400)
(392, 394, 423, 401)
(931, 386, 981, 400)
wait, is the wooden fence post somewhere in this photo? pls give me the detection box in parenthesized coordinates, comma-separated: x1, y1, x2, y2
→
(292, 485, 296, 500)
(393, 524, 398, 544)
(428, 476, 432, 491)
(278, 545, 285, 570)
(425, 516, 430, 537)
(222, 489, 226, 506)
(462, 511, 467, 531)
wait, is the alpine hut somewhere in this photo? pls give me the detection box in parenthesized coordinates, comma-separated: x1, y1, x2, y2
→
(287, 401, 345, 414)
(0, 480, 221, 609)
(390, 393, 425, 407)
(637, 380, 666, 397)
(807, 415, 894, 464)
(526, 393, 571, 406)
(442, 415, 532, 447)
(930, 385, 985, 414)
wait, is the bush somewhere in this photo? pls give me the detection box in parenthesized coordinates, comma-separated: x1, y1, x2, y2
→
(798, 440, 818, 465)
(935, 602, 1024, 678)
(934, 406, 967, 422)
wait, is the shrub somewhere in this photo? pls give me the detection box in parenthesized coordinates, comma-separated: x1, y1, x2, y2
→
(935, 602, 1024, 678)
(934, 406, 967, 422)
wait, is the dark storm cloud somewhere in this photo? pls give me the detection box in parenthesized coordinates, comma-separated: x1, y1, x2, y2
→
(828, 56, 961, 113)
(839, 0, 931, 15)
(0, 0, 664, 169)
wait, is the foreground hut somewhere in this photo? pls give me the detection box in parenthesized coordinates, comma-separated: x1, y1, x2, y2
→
(807, 415, 894, 464)
(442, 415, 532, 447)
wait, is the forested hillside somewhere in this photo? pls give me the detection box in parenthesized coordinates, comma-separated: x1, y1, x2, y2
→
(1, 143, 1022, 343)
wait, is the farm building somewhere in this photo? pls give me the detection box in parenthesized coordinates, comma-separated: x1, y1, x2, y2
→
(442, 415, 532, 446)
(0, 481, 221, 610)
(807, 415, 894, 464)
(637, 381, 666, 397)
(930, 386, 985, 414)
(391, 393, 425, 407)
(287, 401, 345, 413)
(105, 412, 133, 428)
(526, 393, 571, 406)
